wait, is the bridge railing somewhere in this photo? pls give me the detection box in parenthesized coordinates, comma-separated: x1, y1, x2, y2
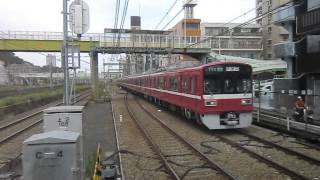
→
(0, 31, 212, 49)
(99, 34, 211, 49)
(0, 31, 102, 41)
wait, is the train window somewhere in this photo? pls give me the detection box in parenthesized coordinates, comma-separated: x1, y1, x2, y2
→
(159, 77, 164, 89)
(190, 78, 195, 94)
(165, 77, 169, 90)
(150, 77, 156, 88)
(204, 64, 252, 94)
(236, 79, 252, 93)
(182, 78, 187, 93)
(204, 79, 221, 94)
(170, 77, 178, 91)
(194, 77, 197, 94)
(224, 79, 233, 93)
(156, 78, 159, 89)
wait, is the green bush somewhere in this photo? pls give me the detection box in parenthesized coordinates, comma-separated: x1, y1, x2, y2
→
(0, 85, 90, 108)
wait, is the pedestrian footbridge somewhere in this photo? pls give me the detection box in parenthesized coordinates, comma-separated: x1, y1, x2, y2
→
(0, 30, 211, 56)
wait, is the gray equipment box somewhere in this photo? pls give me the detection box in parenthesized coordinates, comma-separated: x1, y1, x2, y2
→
(43, 106, 84, 135)
(22, 131, 82, 180)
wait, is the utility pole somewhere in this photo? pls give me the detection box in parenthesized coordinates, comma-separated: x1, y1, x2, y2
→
(62, 0, 70, 105)
(49, 58, 53, 88)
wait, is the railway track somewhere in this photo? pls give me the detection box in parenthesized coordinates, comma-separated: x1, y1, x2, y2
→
(132, 94, 320, 179)
(124, 93, 235, 180)
(0, 91, 91, 172)
(214, 130, 320, 180)
(0, 91, 90, 145)
(236, 130, 320, 165)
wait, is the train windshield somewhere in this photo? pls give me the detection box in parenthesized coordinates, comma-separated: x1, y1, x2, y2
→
(204, 64, 252, 95)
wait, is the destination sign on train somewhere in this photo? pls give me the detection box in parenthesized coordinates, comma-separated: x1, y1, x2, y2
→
(226, 66, 240, 71)
(205, 66, 240, 73)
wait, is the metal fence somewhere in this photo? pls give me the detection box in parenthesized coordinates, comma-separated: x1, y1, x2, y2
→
(254, 86, 320, 135)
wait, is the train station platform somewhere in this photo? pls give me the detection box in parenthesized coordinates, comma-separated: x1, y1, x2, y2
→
(83, 101, 118, 177)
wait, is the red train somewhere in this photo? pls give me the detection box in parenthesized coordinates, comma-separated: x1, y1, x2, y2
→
(118, 61, 253, 129)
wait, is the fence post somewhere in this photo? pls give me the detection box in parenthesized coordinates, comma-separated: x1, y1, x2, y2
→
(257, 80, 261, 123)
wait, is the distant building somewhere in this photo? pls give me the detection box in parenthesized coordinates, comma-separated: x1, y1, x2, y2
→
(201, 23, 263, 59)
(130, 16, 141, 30)
(169, 0, 263, 60)
(8, 63, 41, 75)
(169, 0, 201, 38)
(0, 60, 8, 85)
(170, 18, 201, 37)
(46, 54, 56, 67)
(256, 0, 289, 59)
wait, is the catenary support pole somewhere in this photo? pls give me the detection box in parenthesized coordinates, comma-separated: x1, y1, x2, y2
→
(62, 0, 70, 105)
(90, 51, 98, 101)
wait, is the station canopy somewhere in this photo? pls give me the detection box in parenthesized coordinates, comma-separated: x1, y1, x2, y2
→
(209, 53, 287, 74)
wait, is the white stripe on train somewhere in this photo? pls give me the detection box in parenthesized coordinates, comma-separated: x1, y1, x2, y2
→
(120, 83, 252, 100)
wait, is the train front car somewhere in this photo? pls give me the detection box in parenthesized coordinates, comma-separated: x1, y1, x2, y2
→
(200, 62, 253, 129)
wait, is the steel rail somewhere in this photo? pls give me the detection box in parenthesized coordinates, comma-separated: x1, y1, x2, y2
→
(124, 94, 181, 180)
(213, 134, 309, 180)
(0, 90, 90, 131)
(236, 130, 320, 166)
(131, 95, 236, 180)
(0, 92, 90, 145)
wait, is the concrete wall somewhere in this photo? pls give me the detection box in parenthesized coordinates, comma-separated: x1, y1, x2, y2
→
(274, 75, 320, 120)
(306, 75, 320, 120)
(273, 78, 300, 111)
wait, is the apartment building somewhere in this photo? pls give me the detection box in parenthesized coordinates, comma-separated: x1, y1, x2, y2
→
(256, 0, 290, 59)
(201, 23, 263, 59)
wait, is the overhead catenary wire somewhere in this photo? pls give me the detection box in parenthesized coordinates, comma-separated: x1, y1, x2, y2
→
(114, 0, 121, 29)
(186, 0, 303, 48)
(203, 0, 270, 36)
(119, 0, 130, 30)
(113, 0, 121, 48)
(154, 0, 179, 30)
(117, 0, 130, 46)
(161, 0, 195, 30)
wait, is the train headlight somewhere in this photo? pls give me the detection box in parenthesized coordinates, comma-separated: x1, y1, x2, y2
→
(241, 99, 252, 105)
(205, 100, 217, 107)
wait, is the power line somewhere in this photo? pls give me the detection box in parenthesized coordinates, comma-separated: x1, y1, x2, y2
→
(154, 0, 178, 30)
(186, 1, 301, 48)
(203, 0, 270, 36)
(114, 0, 121, 29)
(161, 0, 194, 30)
(119, 0, 130, 30)
(117, 0, 130, 46)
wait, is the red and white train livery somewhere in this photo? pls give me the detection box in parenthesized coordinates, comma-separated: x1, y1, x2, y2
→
(118, 61, 253, 129)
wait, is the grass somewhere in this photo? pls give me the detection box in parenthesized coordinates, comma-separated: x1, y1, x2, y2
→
(98, 83, 110, 98)
(0, 85, 90, 108)
(85, 151, 97, 178)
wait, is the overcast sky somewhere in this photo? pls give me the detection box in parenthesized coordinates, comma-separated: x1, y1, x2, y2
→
(0, 0, 255, 70)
